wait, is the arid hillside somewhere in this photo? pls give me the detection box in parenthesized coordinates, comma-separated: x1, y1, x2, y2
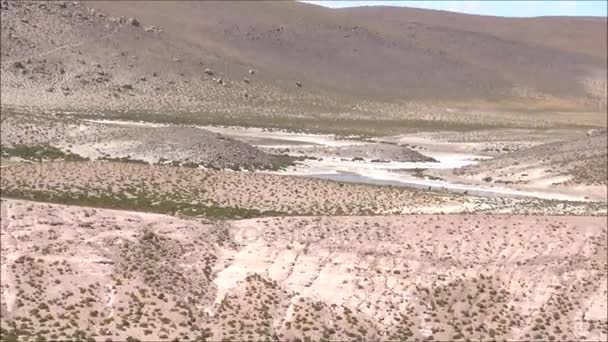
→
(452, 130, 608, 188)
(1, 1, 606, 127)
(1, 200, 606, 341)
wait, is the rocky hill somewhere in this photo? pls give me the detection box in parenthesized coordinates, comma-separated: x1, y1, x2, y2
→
(1, 1, 606, 128)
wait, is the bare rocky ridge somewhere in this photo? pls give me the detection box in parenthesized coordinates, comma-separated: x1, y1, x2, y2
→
(1, 1, 606, 127)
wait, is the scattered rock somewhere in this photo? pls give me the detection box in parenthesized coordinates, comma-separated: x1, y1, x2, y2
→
(12, 61, 24, 69)
(32, 65, 45, 73)
(248, 69, 255, 75)
(128, 17, 139, 26)
(122, 84, 133, 90)
(57, 1, 67, 8)
(586, 128, 607, 137)
(204, 68, 213, 76)
(243, 77, 250, 84)
(296, 81, 302, 87)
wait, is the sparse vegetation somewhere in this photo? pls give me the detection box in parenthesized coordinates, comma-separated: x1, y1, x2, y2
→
(1, 145, 87, 162)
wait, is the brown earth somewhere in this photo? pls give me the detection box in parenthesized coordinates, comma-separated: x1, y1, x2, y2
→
(1, 1, 606, 128)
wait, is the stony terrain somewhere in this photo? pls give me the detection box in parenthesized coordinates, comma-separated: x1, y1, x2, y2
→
(0, 199, 224, 341)
(1, 1, 606, 131)
(59, 125, 284, 169)
(323, 143, 437, 162)
(1, 1, 606, 341)
(453, 131, 608, 187)
(0, 109, 289, 170)
(1, 200, 606, 341)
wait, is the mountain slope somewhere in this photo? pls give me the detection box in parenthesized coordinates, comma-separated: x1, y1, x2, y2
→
(1, 1, 606, 127)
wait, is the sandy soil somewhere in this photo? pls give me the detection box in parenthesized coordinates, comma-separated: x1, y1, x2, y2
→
(205, 124, 606, 202)
(446, 131, 608, 201)
(1, 110, 284, 169)
(2, 161, 606, 217)
(1, 199, 606, 341)
(3, 111, 605, 202)
(1, 3, 606, 341)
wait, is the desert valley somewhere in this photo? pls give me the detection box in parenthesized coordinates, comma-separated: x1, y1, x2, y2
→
(0, 1, 607, 341)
